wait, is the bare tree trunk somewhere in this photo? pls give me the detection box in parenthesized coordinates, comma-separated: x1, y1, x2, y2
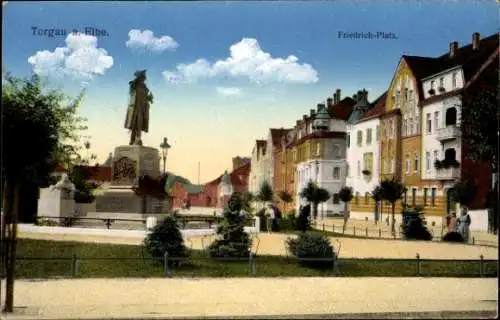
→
(391, 203, 396, 237)
(342, 202, 349, 233)
(4, 179, 19, 312)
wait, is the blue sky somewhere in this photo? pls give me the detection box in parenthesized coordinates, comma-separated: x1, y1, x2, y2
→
(2, 1, 497, 183)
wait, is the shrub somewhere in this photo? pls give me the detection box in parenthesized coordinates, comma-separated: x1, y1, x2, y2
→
(286, 233, 334, 268)
(208, 193, 252, 258)
(401, 207, 432, 241)
(442, 232, 465, 243)
(35, 217, 59, 226)
(280, 211, 297, 231)
(144, 213, 189, 265)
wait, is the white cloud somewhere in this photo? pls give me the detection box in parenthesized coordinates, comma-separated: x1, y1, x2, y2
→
(162, 38, 318, 84)
(126, 29, 178, 52)
(216, 86, 242, 96)
(28, 33, 113, 80)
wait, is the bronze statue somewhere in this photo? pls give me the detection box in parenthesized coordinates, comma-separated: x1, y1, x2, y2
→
(125, 70, 153, 145)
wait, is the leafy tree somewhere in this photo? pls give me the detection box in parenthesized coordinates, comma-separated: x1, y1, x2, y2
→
(1, 72, 85, 312)
(144, 213, 188, 265)
(133, 173, 170, 213)
(371, 186, 383, 224)
(256, 180, 274, 208)
(379, 177, 406, 237)
(401, 206, 432, 241)
(69, 165, 99, 203)
(240, 191, 255, 214)
(209, 193, 252, 258)
(299, 182, 330, 220)
(338, 186, 353, 233)
(450, 179, 477, 208)
(277, 190, 293, 208)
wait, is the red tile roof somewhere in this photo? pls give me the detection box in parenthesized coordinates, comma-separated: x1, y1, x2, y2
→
(327, 97, 356, 120)
(359, 92, 387, 122)
(230, 162, 251, 187)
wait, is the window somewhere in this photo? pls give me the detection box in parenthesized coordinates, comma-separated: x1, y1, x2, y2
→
(333, 193, 340, 204)
(414, 155, 419, 172)
(355, 192, 359, 205)
(333, 167, 340, 179)
(423, 188, 428, 206)
(395, 90, 401, 105)
(434, 111, 440, 131)
(376, 125, 380, 141)
(425, 152, 431, 170)
(404, 189, 408, 204)
(409, 118, 414, 136)
(426, 113, 432, 134)
(363, 152, 374, 171)
(402, 119, 407, 137)
(431, 80, 435, 89)
(316, 142, 321, 156)
(365, 192, 369, 204)
(406, 157, 411, 173)
(390, 159, 395, 173)
(357, 161, 361, 176)
(412, 188, 417, 206)
(444, 148, 457, 161)
(433, 150, 438, 164)
(409, 89, 414, 101)
(439, 77, 444, 88)
(431, 188, 436, 206)
(357, 130, 363, 146)
(452, 72, 457, 88)
(404, 88, 408, 101)
(332, 145, 341, 158)
(445, 108, 457, 126)
(346, 134, 350, 148)
(366, 128, 373, 145)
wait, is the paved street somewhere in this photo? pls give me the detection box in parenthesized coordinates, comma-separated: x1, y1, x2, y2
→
(1, 278, 497, 319)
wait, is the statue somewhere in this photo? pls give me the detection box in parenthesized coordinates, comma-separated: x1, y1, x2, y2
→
(124, 70, 154, 145)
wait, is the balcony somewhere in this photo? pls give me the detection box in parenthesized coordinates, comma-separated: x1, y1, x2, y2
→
(435, 167, 460, 180)
(436, 125, 461, 142)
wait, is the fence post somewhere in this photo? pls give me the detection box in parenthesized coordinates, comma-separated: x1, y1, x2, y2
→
(332, 224, 335, 233)
(322, 223, 325, 232)
(365, 227, 368, 237)
(472, 237, 475, 245)
(353, 226, 356, 236)
(379, 228, 381, 238)
(250, 253, 257, 276)
(416, 253, 421, 276)
(479, 254, 484, 277)
(71, 253, 78, 277)
(164, 251, 170, 277)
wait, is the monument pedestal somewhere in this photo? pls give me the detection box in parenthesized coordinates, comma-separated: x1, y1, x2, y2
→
(95, 145, 169, 214)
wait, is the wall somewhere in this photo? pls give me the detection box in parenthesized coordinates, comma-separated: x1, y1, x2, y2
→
(422, 67, 464, 98)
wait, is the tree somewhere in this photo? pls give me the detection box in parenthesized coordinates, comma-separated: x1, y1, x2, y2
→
(1, 72, 86, 312)
(371, 186, 383, 224)
(450, 179, 477, 209)
(256, 180, 273, 209)
(338, 186, 353, 233)
(69, 165, 99, 203)
(278, 190, 293, 207)
(379, 177, 406, 237)
(240, 191, 255, 214)
(299, 182, 330, 221)
(144, 213, 188, 265)
(133, 173, 170, 213)
(209, 193, 252, 258)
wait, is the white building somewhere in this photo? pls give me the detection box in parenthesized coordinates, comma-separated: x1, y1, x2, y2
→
(248, 139, 269, 194)
(295, 90, 356, 219)
(345, 92, 385, 220)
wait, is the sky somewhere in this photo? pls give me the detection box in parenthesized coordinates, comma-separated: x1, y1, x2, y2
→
(2, 1, 497, 184)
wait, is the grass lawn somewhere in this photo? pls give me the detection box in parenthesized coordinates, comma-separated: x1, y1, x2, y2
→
(14, 239, 498, 279)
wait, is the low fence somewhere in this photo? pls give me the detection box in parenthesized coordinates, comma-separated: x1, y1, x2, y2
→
(14, 253, 497, 278)
(312, 221, 496, 247)
(36, 215, 257, 230)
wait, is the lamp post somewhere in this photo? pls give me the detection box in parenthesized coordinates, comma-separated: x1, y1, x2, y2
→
(160, 137, 171, 174)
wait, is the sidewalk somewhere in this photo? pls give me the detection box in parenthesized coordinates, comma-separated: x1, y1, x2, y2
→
(2, 278, 497, 319)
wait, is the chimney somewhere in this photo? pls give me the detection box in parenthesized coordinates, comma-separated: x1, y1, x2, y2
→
(336, 89, 341, 103)
(327, 98, 333, 108)
(449, 41, 458, 58)
(472, 32, 480, 50)
(310, 109, 316, 117)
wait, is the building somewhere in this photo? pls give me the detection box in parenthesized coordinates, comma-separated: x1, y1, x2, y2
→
(346, 91, 386, 218)
(418, 32, 497, 226)
(248, 140, 268, 194)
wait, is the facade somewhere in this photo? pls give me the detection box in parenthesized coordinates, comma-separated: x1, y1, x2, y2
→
(248, 140, 268, 194)
(346, 92, 385, 217)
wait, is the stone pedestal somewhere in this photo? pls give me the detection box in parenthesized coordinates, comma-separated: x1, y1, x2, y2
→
(95, 145, 166, 214)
